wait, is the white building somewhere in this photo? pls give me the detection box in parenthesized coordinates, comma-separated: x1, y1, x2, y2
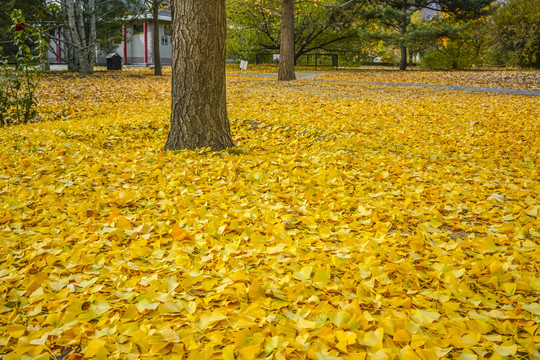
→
(46, 9, 172, 66)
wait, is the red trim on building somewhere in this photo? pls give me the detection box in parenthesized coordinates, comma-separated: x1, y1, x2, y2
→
(123, 24, 127, 64)
(143, 22, 148, 64)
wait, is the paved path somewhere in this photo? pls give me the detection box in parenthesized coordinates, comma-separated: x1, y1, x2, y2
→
(229, 72, 540, 96)
(230, 72, 328, 80)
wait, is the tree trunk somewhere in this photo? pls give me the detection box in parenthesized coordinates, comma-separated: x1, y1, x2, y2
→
(278, 0, 296, 81)
(152, 0, 162, 75)
(399, 45, 407, 71)
(399, 0, 408, 71)
(65, 0, 93, 75)
(61, 0, 79, 72)
(88, 0, 96, 67)
(164, 0, 234, 151)
(62, 26, 80, 72)
(66, 44, 80, 72)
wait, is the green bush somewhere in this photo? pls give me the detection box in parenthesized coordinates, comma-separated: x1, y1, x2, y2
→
(420, 37, 482, 70)
(1, 10, 44, 127)
(492, 0, 540, 69)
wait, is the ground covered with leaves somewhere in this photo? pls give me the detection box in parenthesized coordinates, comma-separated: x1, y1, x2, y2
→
(1, 69, 539, 360)
(318, 70, 540, 90)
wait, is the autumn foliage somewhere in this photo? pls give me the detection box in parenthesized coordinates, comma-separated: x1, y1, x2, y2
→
(0, 68, 539, 359)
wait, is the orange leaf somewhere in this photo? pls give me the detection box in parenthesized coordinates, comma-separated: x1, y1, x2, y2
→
(172, 223, 192, 241)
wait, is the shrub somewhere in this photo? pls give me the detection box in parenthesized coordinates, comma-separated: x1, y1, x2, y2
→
(420, 39, 480, 70)
(0, 10, 44, 127)
(492, 0, 540, 69)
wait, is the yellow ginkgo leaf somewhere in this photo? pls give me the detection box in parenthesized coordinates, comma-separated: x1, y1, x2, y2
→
(392, 329, 411, 343)
(116, 216, 131, 230)
(494, 343, 517, 356)
(358, 328, 384, 348)
(296, 318, 317, 330)
(237, 344, 261, 360)
(196, 311, 228, 331)
(522, 303, 540, 315)
(85, 338, 107, 358)
(172, 223, 191, 241)
(248, 279, 265, 300)
(159, 328, 180, 343)
(411, 310, 440, 325)
(7, 324, 26, 338)
(293, 265, 313, 281)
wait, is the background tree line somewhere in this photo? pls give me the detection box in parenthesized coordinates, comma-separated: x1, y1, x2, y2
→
(1, 0, 539, 74)
(226, 0, 540, 71)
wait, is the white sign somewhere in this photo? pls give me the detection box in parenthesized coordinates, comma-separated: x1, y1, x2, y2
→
(240, 60, 248, 71)
(373, 57, 382, 63)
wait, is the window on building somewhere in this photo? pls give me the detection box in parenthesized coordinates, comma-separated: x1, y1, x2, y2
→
(133, 24, 144, 34)
(161, 36, 169, 46)
(164, 25, 172, 36)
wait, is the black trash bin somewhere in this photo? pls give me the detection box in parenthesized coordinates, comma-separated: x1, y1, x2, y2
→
(106, 53, 122, 70)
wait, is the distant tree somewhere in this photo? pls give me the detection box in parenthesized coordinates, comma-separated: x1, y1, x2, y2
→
(164, 0, 234, 151)
(51, 0, 145, 74)
(418, 17, 489, 69)
(360, 0, 493, 70)
(64, 0, 95, 75)
(227, 0, 361, 80)
(437, 0, 495, 20)
(492, 0, 540, 68)
(279, 0, 296, 80)
(144, 0, 168, 76)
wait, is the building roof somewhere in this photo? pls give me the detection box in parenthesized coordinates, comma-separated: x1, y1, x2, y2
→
(139, 1, 171, 21)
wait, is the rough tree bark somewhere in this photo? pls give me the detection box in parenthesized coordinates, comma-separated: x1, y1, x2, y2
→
(61, 0, 79, 72)
(399, 43, 407, 71)
(164, 0, 234, 151)
(150, 0, 162, 75)
(65, 0, 95, 75)
(399, 0, 408, 71)
(62, 26, 80, 72)
(278, 0, 296, 81)
(88, 0, 96, 66)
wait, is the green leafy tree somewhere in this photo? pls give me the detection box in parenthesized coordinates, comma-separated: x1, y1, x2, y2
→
(419, 20, 485, 69)
(227, 0, 362, 78)
(1, 10, 45, 126)
(144, 0, 170, 76)
(492, 0, 540, 68)
(407, 13, 491, 70)
(360, 0, 493, 70)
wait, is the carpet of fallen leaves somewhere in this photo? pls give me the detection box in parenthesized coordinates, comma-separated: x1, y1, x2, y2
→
(319, 70, 540, 90)
(1, 69, 539, 360)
